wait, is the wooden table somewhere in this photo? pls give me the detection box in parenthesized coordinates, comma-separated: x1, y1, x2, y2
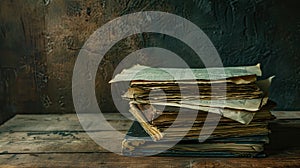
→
(0, 113, 299, 167)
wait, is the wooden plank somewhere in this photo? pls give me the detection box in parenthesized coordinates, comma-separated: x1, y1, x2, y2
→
(0, 131, 132, 154)
(0, 113, 131, 154)
(0, 114, 132, 132)
(0, 115, 300, 154)
(2, 111, 300, 132)
(0, 152, 300, 168)
(0, 114, 299, 154)
(0, 125, 299, 154)
(271, 111, 300, 119)
(0, 153, 190, 168)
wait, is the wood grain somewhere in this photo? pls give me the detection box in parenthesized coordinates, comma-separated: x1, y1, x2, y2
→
(1, 152, 300, 168)
(0, 114, 131, 132)
(0, 113, 300, 167)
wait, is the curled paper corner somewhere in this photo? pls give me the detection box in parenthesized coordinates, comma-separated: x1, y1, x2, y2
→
(256, 75, 275, 96)
(256, 63, 261, 69)
(256, 63, 262, 76)
(109, 64, 145, 83)
(269, 75, 275, 82)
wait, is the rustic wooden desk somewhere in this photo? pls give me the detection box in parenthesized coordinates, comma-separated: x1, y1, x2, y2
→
(0, 113, 299, 167)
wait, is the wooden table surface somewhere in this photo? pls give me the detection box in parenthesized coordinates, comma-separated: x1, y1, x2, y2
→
(0, 113, 299, 168)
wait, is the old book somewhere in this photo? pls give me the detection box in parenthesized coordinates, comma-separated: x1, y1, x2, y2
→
(111, 65, 273, 125)
(122, 121, 269, 157)
(128, 101, 275, 141)
(110, 64, 276, 157)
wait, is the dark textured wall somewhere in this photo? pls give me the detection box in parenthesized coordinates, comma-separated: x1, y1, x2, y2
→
(0, 0, 45, 123)
(155, 0, 300, 110)
(0, 0, 299, 119)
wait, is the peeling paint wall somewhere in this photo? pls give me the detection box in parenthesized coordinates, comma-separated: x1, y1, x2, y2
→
(0, 0, 299, 118)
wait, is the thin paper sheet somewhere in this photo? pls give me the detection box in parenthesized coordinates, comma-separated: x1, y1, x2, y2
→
(110, 64, 261, 83)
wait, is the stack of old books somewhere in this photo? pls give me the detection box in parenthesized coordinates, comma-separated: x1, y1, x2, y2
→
(110, 64, 275, 157)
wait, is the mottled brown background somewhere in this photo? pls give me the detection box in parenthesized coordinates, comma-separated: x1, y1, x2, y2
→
(0, 0, 299, 124)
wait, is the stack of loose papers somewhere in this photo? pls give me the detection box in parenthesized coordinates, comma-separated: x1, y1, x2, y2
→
(110, 64, 275, 157)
